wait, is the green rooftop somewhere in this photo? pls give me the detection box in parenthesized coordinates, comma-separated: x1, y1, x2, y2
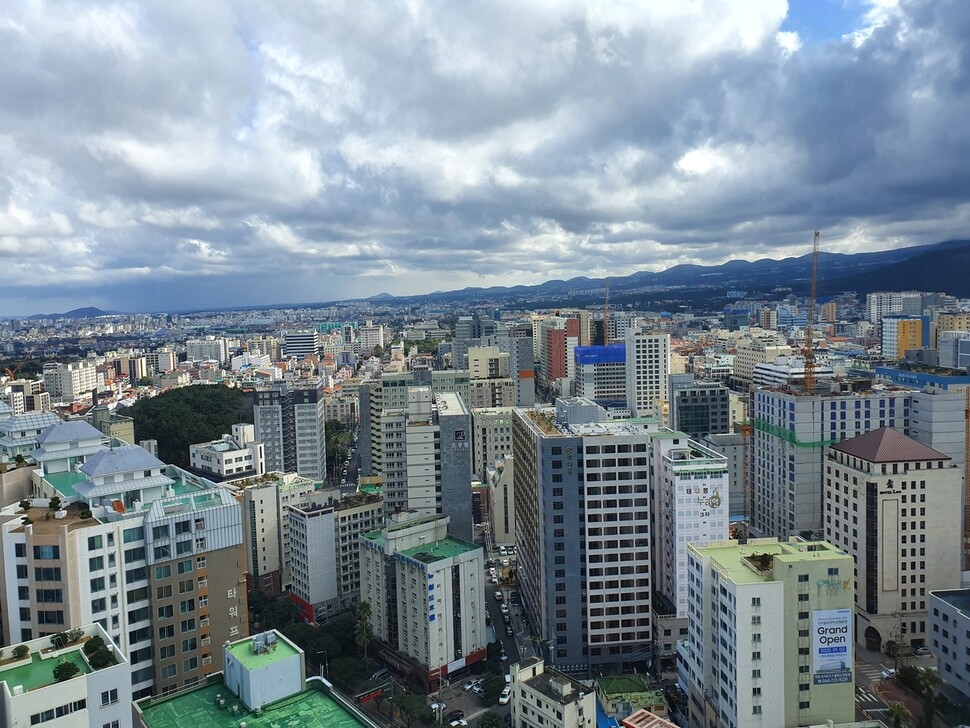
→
(227, 634, 300, 670)
(0, 648, 91, 692)
(139, 682, 370, 728)
(399, 536, 479, 563)
(44, 470, 88, 497)
(597, 674, 650, 695)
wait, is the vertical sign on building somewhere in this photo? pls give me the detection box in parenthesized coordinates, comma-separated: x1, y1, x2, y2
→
(812, 608, 853, 684)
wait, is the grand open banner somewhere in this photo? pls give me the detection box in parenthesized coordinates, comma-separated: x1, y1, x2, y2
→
(812, 608, 853, 685)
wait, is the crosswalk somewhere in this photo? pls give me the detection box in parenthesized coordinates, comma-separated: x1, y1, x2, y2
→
(856, 663, 887, 683)
(856, 685, 879, 704)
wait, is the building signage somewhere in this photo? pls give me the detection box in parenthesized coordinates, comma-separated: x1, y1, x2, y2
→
(812, 608, 853, 685)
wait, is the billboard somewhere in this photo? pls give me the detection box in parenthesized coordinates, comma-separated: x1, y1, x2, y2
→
(812, 608, 853, 685)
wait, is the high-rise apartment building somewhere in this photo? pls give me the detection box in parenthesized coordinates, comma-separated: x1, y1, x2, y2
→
(286, 490, 382, 622)
(472, 407, 514, 481)
(574, 344, 626, 403)
(667, 377, 730, 439)
(379, 388, 473, 540)
(512, 402, 653, 673)
(624, 329, 670, 419)
(682, 539, 855, 728)
(185, 336, 229, 365)
(466, 346, 516, 408)
(866, 291, 924, 327)
(824, 428, 961, 652)
(880, 314, 924, 360)
(42, 361, 99, 402)
(281, 330, 319, 360)
(359, 512, 485, 688)
(538, 317, 580, 396)
(751, 386, 912, 539)
(226, 471, 318, 595)
(0, 431, 247, 699)
(702, 433, 746, 519)
(253, 381, 327, 480)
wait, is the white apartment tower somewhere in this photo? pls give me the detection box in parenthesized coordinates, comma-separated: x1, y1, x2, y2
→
(42, 361, 99, 402)
(682, 539, 856, 728)
(624, 329, 670, 419)
(359, 512, 485, 688)
(824, 428, 962, 652)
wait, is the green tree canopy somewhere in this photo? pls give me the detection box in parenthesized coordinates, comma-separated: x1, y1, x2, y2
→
(127, 384, 253, 467)
(395, 693, 432, 728)
(478, 712, 503, 728)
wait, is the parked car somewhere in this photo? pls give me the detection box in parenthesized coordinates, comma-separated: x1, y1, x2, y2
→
(881, 668, 897, 679)
(915, 647, 932, 656)
(463, 679, 479, 691)
(494, 591, 503, 601)
(505, 625, 514, 636)
(450, 721, 469, 728)
(500, 649, 508, 661)
(447, 709, 465, 722)
(472, 684, 485, 696)
(499, 687, 512, 705)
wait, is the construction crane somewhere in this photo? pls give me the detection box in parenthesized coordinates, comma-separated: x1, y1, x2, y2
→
(802, 230, 820, 391)
(3, 347, 35, 381)
(603, 278, 610, 346)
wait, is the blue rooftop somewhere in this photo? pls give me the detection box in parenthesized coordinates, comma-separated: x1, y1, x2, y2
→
(37, 419, 103, 444)
(81, 445, 165, 477)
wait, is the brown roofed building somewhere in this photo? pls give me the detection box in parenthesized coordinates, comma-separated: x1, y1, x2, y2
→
(825, 427, 962, 654)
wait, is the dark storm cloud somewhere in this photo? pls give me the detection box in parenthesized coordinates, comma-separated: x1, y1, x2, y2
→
(1, 0, 969, 315)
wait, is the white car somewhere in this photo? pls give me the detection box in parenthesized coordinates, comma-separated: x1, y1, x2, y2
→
(494, 591, 503, 602)
(499, 687, 512, 705)
(463, 679, 478, 691)
(450, 721, 469, 727)
(881, 668, 897, 679)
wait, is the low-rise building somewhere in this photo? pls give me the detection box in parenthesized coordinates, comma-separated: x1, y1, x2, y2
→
(189, 424, 265, 481)
(510, 657, 596, 728)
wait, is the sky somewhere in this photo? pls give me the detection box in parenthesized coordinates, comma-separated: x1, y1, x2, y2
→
(2, 0, 970, 316)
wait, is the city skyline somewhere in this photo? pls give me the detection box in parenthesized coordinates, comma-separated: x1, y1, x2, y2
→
(3, 1, 970, 317)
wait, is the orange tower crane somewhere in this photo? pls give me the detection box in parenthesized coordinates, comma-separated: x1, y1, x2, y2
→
(803, 230, 820, 391)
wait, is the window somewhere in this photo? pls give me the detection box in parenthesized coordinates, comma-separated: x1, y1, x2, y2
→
(156, 585, 173, 599)
(87, 535, 103, 550)
(176, 541, 193, 556)
(90, 577, 105, 592)
(89, 556, 104, 571)
(124, 547, 145, 563)
(161, 664, 177, 679)
(177, 559, 193, 574)
(34, 567, 61, 582)
(91, 598, 107, 613)
(123, 527, 144, 543)
(152, 525, 170, 539)
(158, 625, 175, 640)
(178, 579, 194, 594)
(180, 618, 196, 633)
(33, 545, 60, 560)
(158, 605, 174, 619)
(15, 543, 26, 558)
(179, 599, 195, 614)
(181, 637, 197, 652)
(183, 656, 199, 671)
(101, 689, 119, 707)
(154, 545, 171, 560)
(176, 520, 191, 535)
(155, 565, 172, 580)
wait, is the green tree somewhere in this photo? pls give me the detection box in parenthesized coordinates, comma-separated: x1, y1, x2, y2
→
(327, 655, 368, 691)
(127, 384, 253, 468)
(478, 712, 503, 728)
(354, 601, 374, 659)
(886, 701, 913, 728)
(138, 375, 154, 387)
(395, 693, 432, 728)
(913, 667, 942, 728)
(53, 660, 80, 682)
(371, 345, 384, 359)
(248, 591, 300, 632)
(482, 674, 506, 705)
(14, 454, 25, 467)
(325, 419, 352, 474)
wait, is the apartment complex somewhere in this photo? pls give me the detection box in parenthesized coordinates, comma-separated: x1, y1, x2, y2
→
(286, 490, 383, 622)
(253, 380, 327, 480)
(513, 401, 653, 673)
(880, 314, 924, 360)
(41, 361, 99, 402)
(359, 513, 485, 688)
(825, 428, 961, 652)
(682, 539, 855, 728)
(0, 426, 247, 700)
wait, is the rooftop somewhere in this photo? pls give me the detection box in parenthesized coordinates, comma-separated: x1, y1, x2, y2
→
(138, 681, 370, 728)
(597, 674, 650, 696)
(931, 588, 970, 615)
(695, 539, 851, 585)
(15, 502, 99, 535)
(81, 444, 166, 477)
(398, 536, 479, 564)
(44, 469, 89, 497)
(831, 427, 950, 463)
(226, 633, 300, 670)
(0, 644, 91, 692)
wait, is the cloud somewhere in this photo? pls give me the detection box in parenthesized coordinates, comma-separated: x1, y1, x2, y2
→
(1, 0, 969, 315)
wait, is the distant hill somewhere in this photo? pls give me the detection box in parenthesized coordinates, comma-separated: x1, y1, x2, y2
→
(26, 306, 120, 319)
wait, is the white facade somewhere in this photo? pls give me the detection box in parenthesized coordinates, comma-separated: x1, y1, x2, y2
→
(472, 407, 514, 481)
(928, 589, 970, 698)
(683, 539, 855, 728)
(189, 424, 265, 479)
(866, 291, 923, 326)
(624, 329, 670, 418)
(359, 512, 486, 680)
(510, 658, 596, 728)
(650, 432, 729, 617)
(42, 361, 99, 402)
(185, 336, 229, 366)
(0, 624, 131, 728)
